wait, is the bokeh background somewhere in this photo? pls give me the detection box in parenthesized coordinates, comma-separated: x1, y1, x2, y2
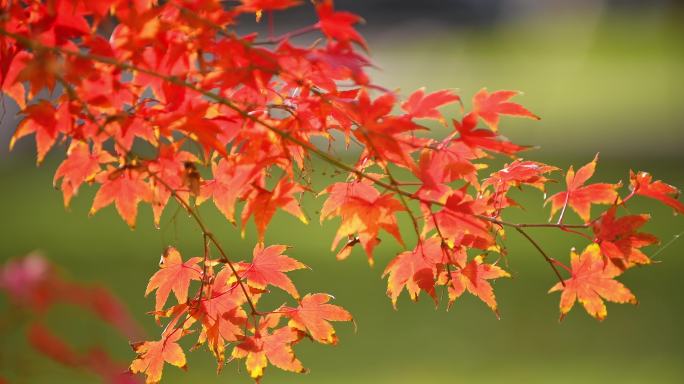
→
(1, 0, 683, 383)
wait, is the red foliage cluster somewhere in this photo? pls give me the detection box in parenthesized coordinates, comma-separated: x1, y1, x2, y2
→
(1, 0, 682, 382)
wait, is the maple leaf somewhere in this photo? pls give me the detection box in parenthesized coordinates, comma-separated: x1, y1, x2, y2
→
(401, 88, 461, 122)
(145, 247, 202, 312)
(592, 207, 658, 269)
(315, 0, 367, 50)
(483, 159, 558, 193)
(241, 178, 308, 242)
(546, 154, 620, 223)
(549, 244, 637, 321)
(320, 180, 405, 264)
(447, 255, 510, 317)
(90, 166, 153, 228)
(348, 91, 426, 170)
(191, 268, 249, 364)
(472, 88, 540, 131)
(53, 141, 115, 208)
(10, 100, 69, 164)
(453, 113, 530, 156)
(232, 314, 305, 382)
(428, 189, 494, 249)
(0, 49, 30, 109)
(383, 238, 446, 308)
(238, 244, 307, 299)
(130, 326, 187, 384)
(629, 171, 684, 214)
(197, 157, 261, 224)
(414, 142, 479, 202)
(282, 293, 352, 344)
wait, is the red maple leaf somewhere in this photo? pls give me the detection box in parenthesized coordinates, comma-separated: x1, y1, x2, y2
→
(592, 207, 658, 269)
(428, 189, 494, 249)
(315, 0, 367, 49)
(630, 170, 684, 214)
(90, 166, 153, 228)
(197, 157, 261, 225)
(320, 180, 405, 264)
(53, 141, 115, 207)
(549, 244, 637, 321)
(401, 88, 461, 122)
(546, 154, 620, 222)
(241, 178, 308, 242)
(453, 113, 530, 156)
(10, 100, 69, 164)
(472, 88, 540, 131)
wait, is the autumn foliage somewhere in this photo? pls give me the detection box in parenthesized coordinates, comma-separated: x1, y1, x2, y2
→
(1, 0, 683, 383)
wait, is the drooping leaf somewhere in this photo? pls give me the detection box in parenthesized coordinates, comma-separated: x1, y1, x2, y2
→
(592, 207, 658, 269)
(447, 255, 510, 317)
(320, 180, 405, 264)
(241, 178, 308, 242)
(130, 325, 187, 384)
(231, 314, 305, 382)
(90, 166, 153, 228)
(401, 88, 461, 122)
(382, 238, 445, 308)
(549, 244, 637, 321)
(238, 244, 307, 299)
(315, 0, 367, 49)
(145, 247, 202, 312)
(281, 293, 352, 344)
(53, 141, 115, 207)
(472, 88, 540, 131)
(547, 154, 620, 222)
(630, 170, 684, 214)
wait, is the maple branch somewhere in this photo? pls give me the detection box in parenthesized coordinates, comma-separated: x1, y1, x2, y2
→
(252, 25, 319, 45)
(2, 29, 588, 287)
(513, 226, 565, 286)
(146, 171, 262, 316)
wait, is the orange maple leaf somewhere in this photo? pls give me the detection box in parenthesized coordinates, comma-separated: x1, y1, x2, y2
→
(145, 247, 202, 312)
(382, 238, 446, 308)
(282, 293, 353, 345)
(447, 255, 510, 317)
(241, 178, 308, 242)
(232, 314, 305, 382)
(130, 326, 187, 384)
(549, 244, 637, 321)
(238, 244, 307, 299)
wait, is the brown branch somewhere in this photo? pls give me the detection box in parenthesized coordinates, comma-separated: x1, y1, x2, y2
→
(513, 227, 565, 286)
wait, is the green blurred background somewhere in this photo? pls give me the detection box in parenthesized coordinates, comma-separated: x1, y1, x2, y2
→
(1, 1, 683, 383)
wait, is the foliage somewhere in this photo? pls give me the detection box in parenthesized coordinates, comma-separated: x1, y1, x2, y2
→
(1, 0, 683, 383)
